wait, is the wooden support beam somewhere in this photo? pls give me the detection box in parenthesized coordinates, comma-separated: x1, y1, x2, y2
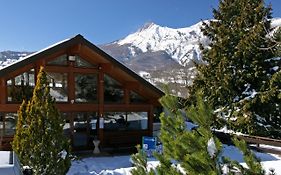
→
(124, 81, 138, 90)
(45, 65, 98, 74)
(149, 98, 161, 106)
(0, 78, 6, 104)
(0, 104, 20, 112)
(56, 104, 99, 112)
(148, 105, 154, 135)
(100, 63, 113, 72)
(236, 135, 281, 147)
(67, 72, 75, 104)
(98, 71, 104, 145)
(103, 104, 151, 111)
(124, 88, 129, 105)
(5, 64, 35, 80)
(45, 66, 70, 73)
(68, 64, 75, 104)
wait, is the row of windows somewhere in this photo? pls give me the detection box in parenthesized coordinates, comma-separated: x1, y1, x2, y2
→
(6, 70, 146, 104)
(63, 111, 148, 132)
(0, 111, 148, 137)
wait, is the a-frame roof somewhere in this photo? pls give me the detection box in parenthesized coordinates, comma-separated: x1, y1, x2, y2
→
(0, 34, 164, 98)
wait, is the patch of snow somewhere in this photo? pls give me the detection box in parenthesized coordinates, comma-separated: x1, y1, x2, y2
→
(251, 144, 281, 152)
(207, 137, 217, 158)
(67, 155, 132, 175)
(222, 145, 281, 174)
(59, 150, 67, 160)
(138, 71, 151, 79)
(49, 89, 68, 102)
(242, 84, 258, 100)
(0, 59, 18, 69)
(271, 18, 281, 28)
(265, 57, 281, 62)
(271, 66, 279, 72)
(0, 151, 10, 165)
(185, 121, 198, 131)
(214, 126, 244, 136)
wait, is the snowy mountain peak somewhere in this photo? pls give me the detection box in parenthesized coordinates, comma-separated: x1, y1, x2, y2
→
(117, 21, 209, 66)
(138, 22, 160, 32)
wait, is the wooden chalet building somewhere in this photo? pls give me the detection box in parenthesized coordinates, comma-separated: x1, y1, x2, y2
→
(0, 35, 164, 151)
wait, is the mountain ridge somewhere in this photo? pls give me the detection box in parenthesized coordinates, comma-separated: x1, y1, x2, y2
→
(114, 20, 209, 66)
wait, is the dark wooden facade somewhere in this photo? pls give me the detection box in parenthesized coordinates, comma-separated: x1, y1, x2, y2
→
(0, 35, 164, 151)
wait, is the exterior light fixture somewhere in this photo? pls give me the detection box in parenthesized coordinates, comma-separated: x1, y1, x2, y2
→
(68, 55, 76, 61)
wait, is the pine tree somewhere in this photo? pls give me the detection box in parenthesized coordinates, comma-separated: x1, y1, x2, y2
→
(158, 92, 223, 174)
(130, 145, 156, 175)
(131, 92, 266, 174)
(12, 67, 71, 175)
(188, 0, 281, 137)
(12, 100, 30, 163)
(227, 137, 264, 175)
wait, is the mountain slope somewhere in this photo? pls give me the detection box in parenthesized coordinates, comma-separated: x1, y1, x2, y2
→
(0, 51, 32, 68)
(100, 21, 209, 97)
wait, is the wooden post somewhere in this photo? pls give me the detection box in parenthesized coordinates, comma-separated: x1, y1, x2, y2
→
(0, 113, 3, 149)
(149, 105, 154, 136)
(68, 61, 75, 104)
(0, 78, 6, 104)
(98, 69, 104, 145)
(0, 113, 5, 150)
(124, 88, 129, 106)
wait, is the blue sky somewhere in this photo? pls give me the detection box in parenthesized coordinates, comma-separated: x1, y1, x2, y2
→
(0, 0, 280, 51)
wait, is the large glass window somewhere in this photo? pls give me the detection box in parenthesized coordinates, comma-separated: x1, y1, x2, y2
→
(104, 112, 148, 131)
(4, 113, 17, 136)
(127, 112, 148, 130)
(104, 112, 127, 131)
(7, 69, 35, 103)
(104, 74, 124, 103)
(47, 72, 68, 102)
(47, 54, 68, 66)
(153, 107, 163, 122)
(130, 91, 147, 104)
(75, 74, 98, 103)
(74, 56, 97, 68)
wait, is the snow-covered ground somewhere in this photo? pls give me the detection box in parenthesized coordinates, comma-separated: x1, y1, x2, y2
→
(67, 145, 281, 175)
(0, 151, 22, 175)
